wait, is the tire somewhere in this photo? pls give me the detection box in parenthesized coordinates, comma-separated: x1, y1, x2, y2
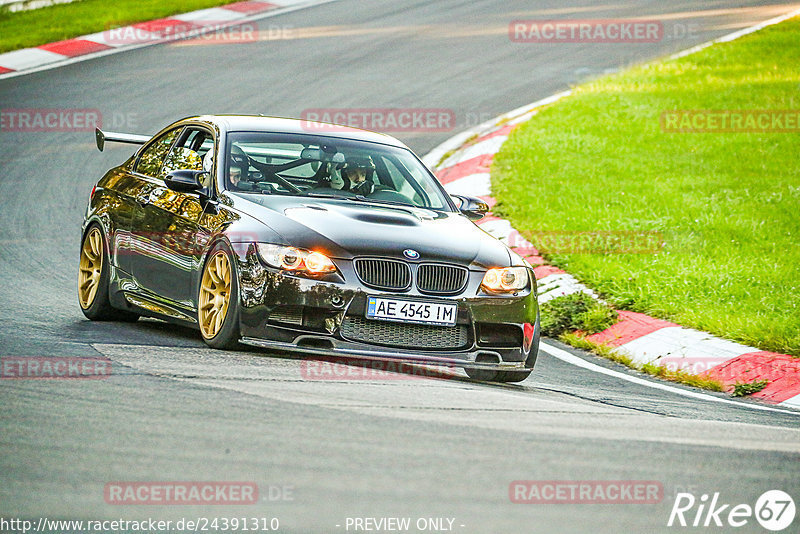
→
(198, 241, 241, 349)
(78, 224, 139, 322)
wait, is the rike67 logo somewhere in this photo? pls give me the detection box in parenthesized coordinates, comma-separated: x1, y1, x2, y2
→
(668, 490, 795, 531)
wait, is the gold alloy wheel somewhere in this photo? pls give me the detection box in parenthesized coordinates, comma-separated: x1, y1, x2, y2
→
(199, 251, 232, 339)
(78, 227, 103, 309)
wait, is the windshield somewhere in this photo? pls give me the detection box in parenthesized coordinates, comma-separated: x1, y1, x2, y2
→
(224, 132, 452, 210)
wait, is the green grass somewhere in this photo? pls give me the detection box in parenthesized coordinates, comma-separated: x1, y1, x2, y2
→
(493, 18, 800, 357)
(539, 292, 618, 337)
(0, 0, 243, 53)
(731, 379, 769, 397)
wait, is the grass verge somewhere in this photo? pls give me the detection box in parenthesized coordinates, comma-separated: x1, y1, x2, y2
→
(731, 379, 769, 397)
(539, 292, 617, 337)
(541, 293, 724, 392)
(0, 0, 242, 53)
(492, 17, 800, 356)
(561, 332, 725, 392)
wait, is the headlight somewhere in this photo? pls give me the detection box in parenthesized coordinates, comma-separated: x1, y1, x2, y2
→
(256, 244, 337, 274)
(481, 266, 529, 293)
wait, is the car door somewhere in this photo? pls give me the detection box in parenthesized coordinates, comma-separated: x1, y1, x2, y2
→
(129, 126, 215, 310)
(118, 128, 180, 278)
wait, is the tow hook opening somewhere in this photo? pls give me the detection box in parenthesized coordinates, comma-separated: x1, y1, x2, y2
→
(473, 352, 501, 366)
(295, 336, 335, 350)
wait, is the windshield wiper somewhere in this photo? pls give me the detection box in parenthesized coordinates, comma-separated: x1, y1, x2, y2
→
(305, 192, 349, 199)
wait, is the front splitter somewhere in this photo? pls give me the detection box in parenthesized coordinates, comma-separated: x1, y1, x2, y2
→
(239, 336, 529, 371)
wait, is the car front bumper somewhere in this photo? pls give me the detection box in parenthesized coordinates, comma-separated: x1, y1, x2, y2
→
(233, 243, 540, 372)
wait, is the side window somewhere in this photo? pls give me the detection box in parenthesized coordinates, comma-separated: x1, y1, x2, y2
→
(160, 128, 214, 182)
(183, 128, 215, 159)
(135, 130, 178, 176)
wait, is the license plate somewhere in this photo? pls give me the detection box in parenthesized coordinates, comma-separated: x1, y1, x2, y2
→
(366, 297, 457, 327)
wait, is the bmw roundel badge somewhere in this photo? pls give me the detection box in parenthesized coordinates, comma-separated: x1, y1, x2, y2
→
(403, 249, 420, 260)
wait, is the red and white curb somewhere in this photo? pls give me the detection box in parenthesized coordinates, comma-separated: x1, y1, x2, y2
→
(422, 12, 800, 409)
(0, 0, 334, 78)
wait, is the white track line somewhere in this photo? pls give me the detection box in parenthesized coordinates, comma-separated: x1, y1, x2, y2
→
(422, 90, 572, 170)
(540, 342, 800, 416)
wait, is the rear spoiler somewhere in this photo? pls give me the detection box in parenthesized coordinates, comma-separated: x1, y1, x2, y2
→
(95, 127, 150, 152)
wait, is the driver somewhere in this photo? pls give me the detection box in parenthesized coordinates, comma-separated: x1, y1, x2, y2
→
(340, 155, 376, 195)
(229, 165, 243, 188)
(228, 145, 249, 190)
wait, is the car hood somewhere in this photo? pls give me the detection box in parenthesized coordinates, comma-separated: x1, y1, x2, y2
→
(231, 194, 512, 269)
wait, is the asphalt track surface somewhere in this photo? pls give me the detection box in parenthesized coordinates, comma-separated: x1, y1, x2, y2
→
(1, 1, 799, 533)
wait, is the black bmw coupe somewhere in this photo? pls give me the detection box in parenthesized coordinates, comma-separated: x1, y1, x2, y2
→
(79, 115, 540, 382)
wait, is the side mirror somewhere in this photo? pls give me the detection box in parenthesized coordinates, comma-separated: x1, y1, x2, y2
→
(165, 169, 207, 193)
(452, 194, 489, 221)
